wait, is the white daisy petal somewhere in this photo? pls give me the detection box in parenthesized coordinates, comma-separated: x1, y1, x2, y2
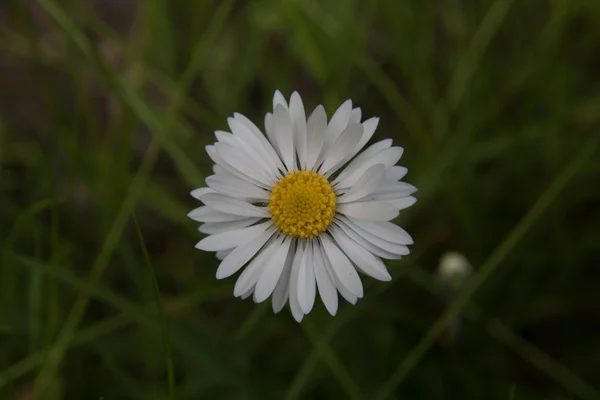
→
(196, 221, 272, 252)
(207, 145, 270, 189)
(350, 107, 362, 124)
(234, 234, 283, 297)
(336, 146, 404, 189)
(205, 175, 270, 201)
(319, 243, 358, 305)
(323, 99, 352, 150)
(227, 118, 282, 177)
(199, 218, 262, 235)
(233, 112, 285, 171)
(254, 236, 293, 303)
(352, 117, 379, 157)
(337, 201, 399, 221)
(290, 92, 308, 170)
(188, 206, 249, 223)
(333, 139, 392, 186)
(200, 193, 269, 218)
(306, 105, 327, 171)
(190, 187, 215, 200)
(288, 243, 305, 322)
(215, 225, 277, 279)
(312, 240, 338, 315)
(297, 241, 316, 314)
(319, 123, 363, 175)
(334, 218, 404, 260)
(383, 196, 418, 210)
(336, 216, 410, 257)
(385, 165, 408, 182)
(371, 182, 418, 200)
(272, 243, 295, 313)
(351, 219, 414, 246)
(241, 287, 255, 300)
(338, 164, 386, 203)
(214, 142, 275, 186)
(330, 226, 392, 281)
(273, 89, 288, 110)
(320, 235, 363, 298)
(216, 249, 233, 260)
(273, 104, 296, 172)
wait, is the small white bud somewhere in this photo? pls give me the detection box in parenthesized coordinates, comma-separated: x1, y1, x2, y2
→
(437, 251, 473, 291)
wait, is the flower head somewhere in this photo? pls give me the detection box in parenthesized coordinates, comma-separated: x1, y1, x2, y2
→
(188, 90, 417, 322)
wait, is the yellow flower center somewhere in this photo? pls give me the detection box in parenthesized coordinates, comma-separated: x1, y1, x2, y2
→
(268, 170, 336, 239)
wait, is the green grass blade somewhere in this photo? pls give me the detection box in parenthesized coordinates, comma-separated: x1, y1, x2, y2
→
(133, 215, 176, 400)
(374, 133, 600, 399)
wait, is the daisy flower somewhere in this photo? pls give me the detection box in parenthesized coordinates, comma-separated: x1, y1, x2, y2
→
(189, 90, 417, 322)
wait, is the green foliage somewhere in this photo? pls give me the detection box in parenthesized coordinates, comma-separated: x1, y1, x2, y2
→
(1, 0, 600, 398)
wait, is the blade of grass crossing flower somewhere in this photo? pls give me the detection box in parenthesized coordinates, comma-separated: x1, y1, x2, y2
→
(133, 215, 176, 400)
(374, 133, 600, 400)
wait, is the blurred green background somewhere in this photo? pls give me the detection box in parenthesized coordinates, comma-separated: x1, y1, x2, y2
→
(1, 0, 600, 398)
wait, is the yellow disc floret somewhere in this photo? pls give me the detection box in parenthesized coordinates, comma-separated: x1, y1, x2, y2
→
(268, 170, 336, 239)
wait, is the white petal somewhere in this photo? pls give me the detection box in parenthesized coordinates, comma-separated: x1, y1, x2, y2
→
(385, 165, 408, 182)
(323, 99, 352, 152)
(254, 236, 293, 303)
(200, 193, 269, 218)
(319, 123, 363, 176)
(352, 117, 379, 157)
(351, 219, 414, 245)
(188, 206, 249, 223)
(319, 244, 357, 305)
(312, 240, 338, 315)
(336, 146, 404, 189)
(196, 221, 272, 251)
(288, 242, 305, 322)
(240, 287, 255, 300)
(216, 249, 233, 260)
(335, 216, 409, 258)
(273, 89, 288, 110)
(205, 175, 270, 201)
(207, 145, 270, 189)
(213, 131, 275, 180)
(319, 235, 363, 298)
(234, 112, 285, 171)
(383, 196, 417, 210)
(333, 139, 392, 186)
(350, 107, 362, 124)
(215, 142, 275, 186)
(371, 182, 418, 200)
(215, 225, 277, 279)
(337, 201, 399, 221)
(227, 117, 282, 178)
(272, 243, 295, 313)
(306, 105, 327, 171)
(290, 92, 308, 169)
(234, 234, 283, 297)
(297, 241, 316, 314)
(264, 113, 280, 160)
(273, 104, 296, 172)
(330, 226, 392, 281)
(338, 164, 386, 203)
(190, 187, 215, 200)
(198, 218, 262, 234)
